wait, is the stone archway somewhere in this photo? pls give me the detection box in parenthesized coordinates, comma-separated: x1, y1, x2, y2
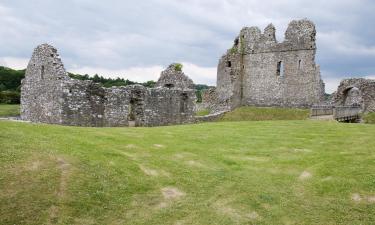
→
(343, 87, 362, 106)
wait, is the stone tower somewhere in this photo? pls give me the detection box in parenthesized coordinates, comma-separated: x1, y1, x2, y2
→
(213, 19, 325, 111)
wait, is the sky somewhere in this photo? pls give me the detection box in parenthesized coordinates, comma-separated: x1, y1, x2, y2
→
(0, 0, 374, 93)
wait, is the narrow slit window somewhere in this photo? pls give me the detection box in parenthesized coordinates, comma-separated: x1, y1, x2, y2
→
(298, 60, 302, 70)
(226, 61, 231, 68)
(180, 93, 188, 113)
(41, 65, 45, 79)
(277, 61, 284, 77)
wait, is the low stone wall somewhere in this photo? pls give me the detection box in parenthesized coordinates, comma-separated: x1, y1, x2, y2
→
(195, 111, 228, 123)
(310, 105, 333, 116)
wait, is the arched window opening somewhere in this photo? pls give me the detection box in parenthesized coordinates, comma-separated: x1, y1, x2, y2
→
(226, 61, 231, 68)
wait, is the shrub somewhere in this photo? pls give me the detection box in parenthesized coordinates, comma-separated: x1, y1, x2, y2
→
(174, 63, 183, 72)
(0, 91, 20, 104)
(363, 112, 375, 124)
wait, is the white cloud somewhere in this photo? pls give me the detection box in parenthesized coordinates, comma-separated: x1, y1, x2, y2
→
(319, 31, 375, 56)
(323, 77, 342, 94)
(69, 62, 216, 85)
(0, 57, 28, 69)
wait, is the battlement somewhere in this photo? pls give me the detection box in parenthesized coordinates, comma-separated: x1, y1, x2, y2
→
(229, 19, 316, 56)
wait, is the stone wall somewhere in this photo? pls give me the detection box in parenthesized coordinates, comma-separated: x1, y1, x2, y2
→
(21, 44, 196, 127)
(155, 63, 194, 89)
(333, 78, 375, 113)
(206, 19, 325, 112)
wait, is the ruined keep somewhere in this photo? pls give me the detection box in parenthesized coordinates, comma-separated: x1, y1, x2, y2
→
(21, 44, 196, 127)
(333, 78, 375, 113)
(204, 19, 325, 112)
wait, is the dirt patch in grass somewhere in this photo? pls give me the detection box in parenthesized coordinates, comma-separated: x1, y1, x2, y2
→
(299, 171, 312, 180)
(153, 144, 165, 148)
(351, 193, 375, 203)
(161, 187, 185, 200)
(351, 193, 362, 202)
(186, 160, 205, 168)
(214, 200, 260, 223)
(46, 157, 72, 224)
(139, 165, 159, 176)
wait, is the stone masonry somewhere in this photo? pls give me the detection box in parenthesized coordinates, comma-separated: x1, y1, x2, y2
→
(204, 19, 325, 112)
(155, 63, 195, 89)
(333, 78, 375, 113)
(21, 44, 196, 127)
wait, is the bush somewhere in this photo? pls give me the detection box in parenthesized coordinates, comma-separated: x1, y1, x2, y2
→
(363, 112, 375, 124)
(174, 63, 183, 72)
(0, 91, 20, 104)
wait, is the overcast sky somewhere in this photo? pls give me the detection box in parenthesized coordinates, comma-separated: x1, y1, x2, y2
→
(1, 0, 374, 93)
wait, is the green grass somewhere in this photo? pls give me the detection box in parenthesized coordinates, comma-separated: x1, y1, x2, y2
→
(220, 106, 310, 121)
(0, 104, 20, 117)
(1, 120, 375, 225)
(363, 112, 375, 124)
(195, 109, 211, 116)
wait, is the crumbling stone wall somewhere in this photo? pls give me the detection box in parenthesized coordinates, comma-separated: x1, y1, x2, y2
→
(21, 44, 196, 127)
(206, 19, 325, 112)
(155, 63, 195, 89)
(333, 78, 375, 113)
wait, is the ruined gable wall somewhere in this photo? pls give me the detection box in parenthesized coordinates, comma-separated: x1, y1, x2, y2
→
(155, 63, 195, 89)
(21, 44, 69, 124)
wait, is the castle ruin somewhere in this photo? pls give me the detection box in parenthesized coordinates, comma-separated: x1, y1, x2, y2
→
(21, 44, 196, 127)
(203, 19, 325, 112)
(333, 78, 375, 113)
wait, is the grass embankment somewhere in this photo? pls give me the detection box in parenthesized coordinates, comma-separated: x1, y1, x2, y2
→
(195, 109, 210, 116)
(1, 120, 375, 224)
(220, 106, 310, 121)
(363, 112, 375, 124)
(0, 104, 20, 117)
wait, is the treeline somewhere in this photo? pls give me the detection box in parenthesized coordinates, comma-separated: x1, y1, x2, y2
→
(0, 66, 212, 104)
(0, 67, 25, 104)
(67, 73, 157, 88)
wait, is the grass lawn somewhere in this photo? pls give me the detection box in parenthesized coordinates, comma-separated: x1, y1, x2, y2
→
(220, 107, 310, 121)
(195, 109, 211, 116)
(0, 120, 374, 225)
(0, 104, 20, 117)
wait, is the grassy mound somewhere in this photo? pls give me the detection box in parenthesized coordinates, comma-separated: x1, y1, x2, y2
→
(220, 106, 310, 121)
(0, 104, 20, 117)
(195, 109, 210, 116)
(1, 120, 374, 224)
(363, 112, 375, 124)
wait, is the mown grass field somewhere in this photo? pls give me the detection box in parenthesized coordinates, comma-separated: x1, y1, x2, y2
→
(0, 104, 20, 117)
(220, 107, 310, 121)
(1, 118, 375, 225)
